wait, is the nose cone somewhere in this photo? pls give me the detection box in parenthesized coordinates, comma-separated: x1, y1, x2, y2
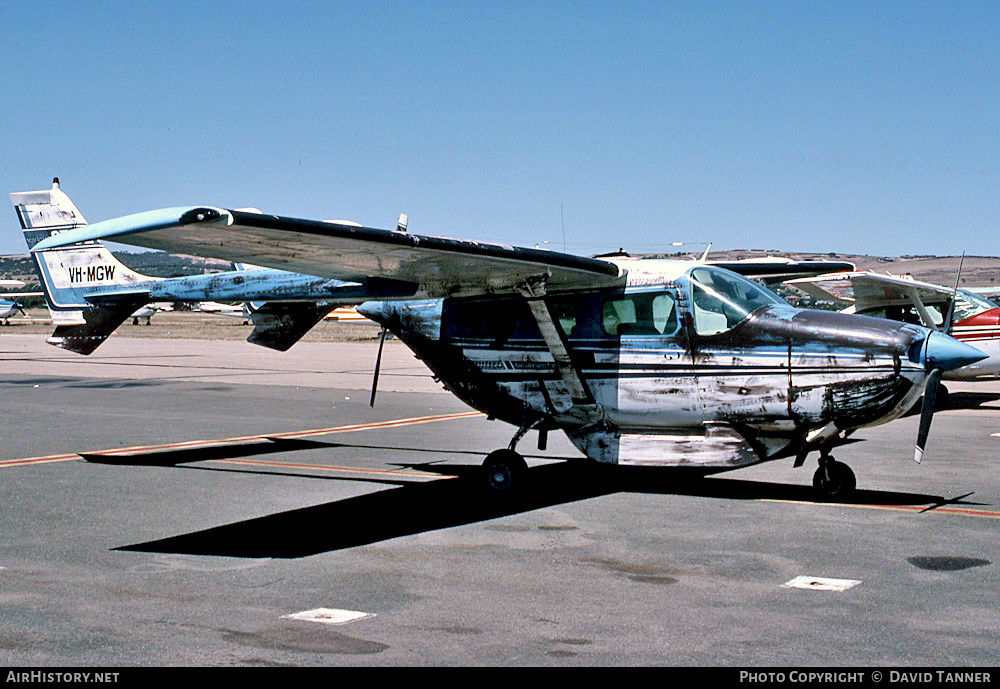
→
(923, 331, 988, 372)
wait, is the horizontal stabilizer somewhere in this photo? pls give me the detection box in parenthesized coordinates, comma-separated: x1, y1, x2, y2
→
(246, 302, 334, 351)
(46, 296, 149, 355)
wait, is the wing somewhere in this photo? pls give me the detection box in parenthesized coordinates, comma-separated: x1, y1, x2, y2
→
(785, 271, 957, 329)
(33, 207, 624, 299)
(710, 258, 856, 283)
(849, 273, 953, 309)
(966, 286, 1000, 302)
(785, 271, 954, 306)
(783, 272, 859, 303)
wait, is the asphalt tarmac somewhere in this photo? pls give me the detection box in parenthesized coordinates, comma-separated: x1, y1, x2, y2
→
(1, 334, 998, 667)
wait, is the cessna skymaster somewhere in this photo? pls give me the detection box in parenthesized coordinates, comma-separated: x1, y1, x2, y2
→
(13, 180, 987, 497)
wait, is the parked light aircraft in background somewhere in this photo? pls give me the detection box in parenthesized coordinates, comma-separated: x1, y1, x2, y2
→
(197, 301, 366, 322)
(1, 279, 28, 323)
(0, 299, 26, 324)
(0, 278, 44, 324)
(787, 271, 1000, 391)
(14, 180, 987, 497)
(194, 301, 248, 318)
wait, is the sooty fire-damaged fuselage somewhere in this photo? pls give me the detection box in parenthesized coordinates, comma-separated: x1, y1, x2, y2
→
(358, 259, 981, 497)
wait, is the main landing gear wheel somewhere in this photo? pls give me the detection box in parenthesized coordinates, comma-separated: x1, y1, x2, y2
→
(482, 449, 527, 496)
(812, 457, 856, 499)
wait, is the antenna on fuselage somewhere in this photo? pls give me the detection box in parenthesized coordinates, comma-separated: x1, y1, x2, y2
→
(942, 252, 966, 334)
(560, 203, 566, 252)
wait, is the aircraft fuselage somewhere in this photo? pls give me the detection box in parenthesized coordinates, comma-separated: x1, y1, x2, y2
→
(359, 266, 945, 471)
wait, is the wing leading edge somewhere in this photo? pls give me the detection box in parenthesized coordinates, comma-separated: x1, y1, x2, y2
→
(33, 207, 625, 299)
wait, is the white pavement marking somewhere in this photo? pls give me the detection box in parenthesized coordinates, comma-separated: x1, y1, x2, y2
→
(782, 576, 861, 592)
(282, 608, 374, 625)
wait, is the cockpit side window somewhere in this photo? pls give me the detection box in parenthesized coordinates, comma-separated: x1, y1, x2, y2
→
(600, 290, 679, 337)
(689, 267, 783, 336)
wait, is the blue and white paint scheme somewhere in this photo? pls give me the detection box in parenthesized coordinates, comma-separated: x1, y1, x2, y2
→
(17, 181, 986, 497)
(11, 180, 369, 352)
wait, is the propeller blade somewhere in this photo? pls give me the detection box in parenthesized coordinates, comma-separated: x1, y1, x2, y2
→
(914, 368, 943, 463)
(369, 326, 388, 407)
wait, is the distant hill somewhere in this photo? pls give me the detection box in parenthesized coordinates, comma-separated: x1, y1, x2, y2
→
(646, 249, 1000, 289)
(3, 248, 998, 294)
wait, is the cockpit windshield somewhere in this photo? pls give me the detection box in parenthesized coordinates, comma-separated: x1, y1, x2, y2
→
(689, 266, 785, 336)
(953, 289, 998, 322)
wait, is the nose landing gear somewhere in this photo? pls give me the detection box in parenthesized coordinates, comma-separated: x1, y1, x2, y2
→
(482, 448, 528, 494)
(812, 454, 856, 499)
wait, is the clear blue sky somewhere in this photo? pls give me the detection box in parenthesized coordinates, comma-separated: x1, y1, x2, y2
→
(2, 1, 998, 257)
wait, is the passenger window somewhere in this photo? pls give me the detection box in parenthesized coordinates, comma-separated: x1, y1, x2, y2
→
(601, 291, 678, 337)
(549, 300, 578, 335)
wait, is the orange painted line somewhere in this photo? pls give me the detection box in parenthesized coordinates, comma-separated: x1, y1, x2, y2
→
(85, 411, 485, 457)
(764, 499, 1000, 520)
(865, 503, 1000, 519)
(0, 453, 81, 468)
(212, 457, 457, 480)
(0, 410, 485, 467)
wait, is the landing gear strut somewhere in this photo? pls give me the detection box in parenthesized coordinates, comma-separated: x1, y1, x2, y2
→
(812, 455, 856, 499)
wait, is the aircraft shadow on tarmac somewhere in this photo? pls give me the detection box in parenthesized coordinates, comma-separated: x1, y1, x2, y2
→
(902, 390, 1000, 416)
(110, 446, 985, 559)
(944, 391, 1000, 411)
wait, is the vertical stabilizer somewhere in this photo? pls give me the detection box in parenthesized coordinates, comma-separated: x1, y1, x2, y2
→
(12, 177, 88, 250)
(10, 179, 159, 353)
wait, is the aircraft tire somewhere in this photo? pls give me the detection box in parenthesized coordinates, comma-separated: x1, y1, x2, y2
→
(482, 449, 527, 495)
(812, 459, 856, 499)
